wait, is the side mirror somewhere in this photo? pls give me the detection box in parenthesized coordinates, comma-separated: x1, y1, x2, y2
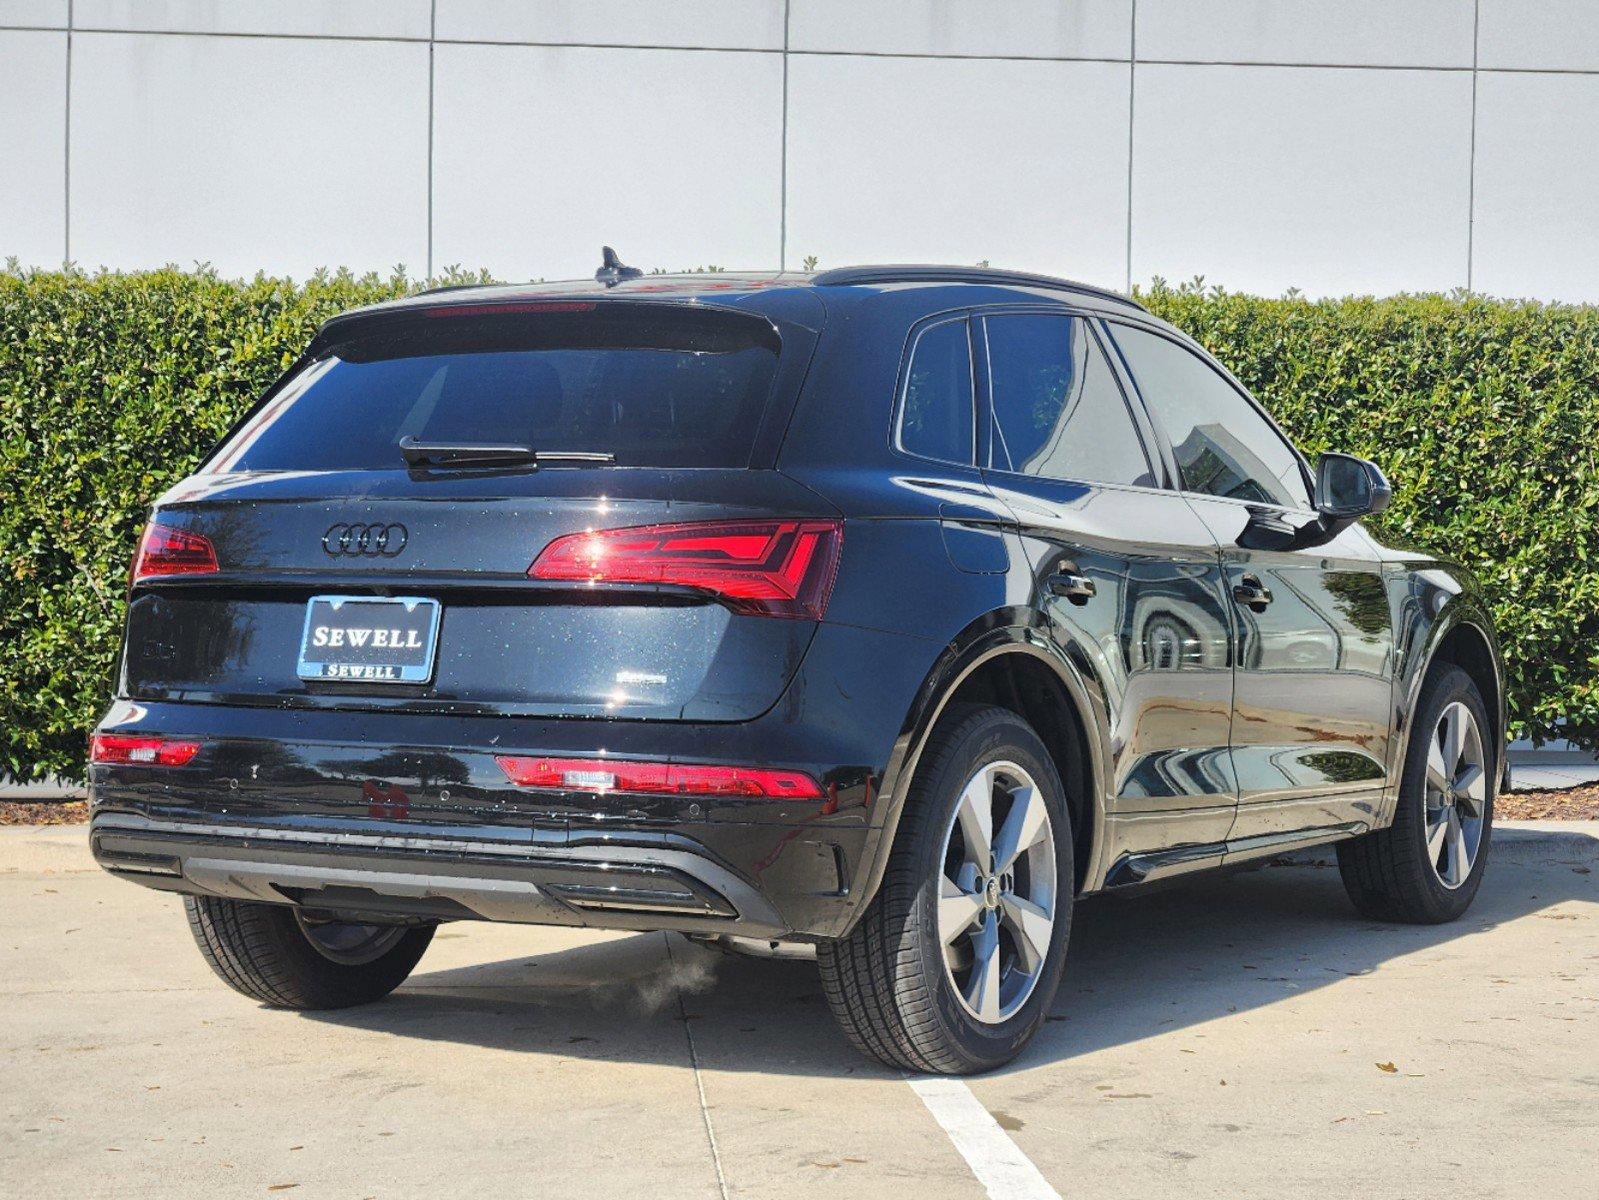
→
(1237, 453, 1391, 552)
(1316, 453, 1391, 521)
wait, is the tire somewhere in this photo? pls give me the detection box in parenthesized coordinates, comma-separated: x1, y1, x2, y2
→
(184, 896, 435, 1009)
(818, 704, 1074, 1074)
(1337, 665, 1495, 924)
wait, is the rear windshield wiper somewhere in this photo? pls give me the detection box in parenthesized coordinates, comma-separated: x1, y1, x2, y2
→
(398, 437, 615, 468)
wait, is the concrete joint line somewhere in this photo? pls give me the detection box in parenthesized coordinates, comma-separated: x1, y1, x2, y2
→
(666, 933, 730, 1200)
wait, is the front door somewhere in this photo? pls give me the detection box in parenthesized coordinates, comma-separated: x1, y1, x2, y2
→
(976, 311, 1238, 875)
(1196, 505, 1395, 839)
(1102, 320, 1396, 847)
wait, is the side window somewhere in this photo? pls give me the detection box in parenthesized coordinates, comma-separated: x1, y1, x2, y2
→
(985, 314, 1156, 488)
(1108, 323, 1312, 509)
(898, 319, 975, 465)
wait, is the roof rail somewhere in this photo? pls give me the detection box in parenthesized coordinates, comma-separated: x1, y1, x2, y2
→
(810, 264, 1143, 311)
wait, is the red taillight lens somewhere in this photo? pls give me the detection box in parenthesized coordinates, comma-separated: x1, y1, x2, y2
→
(528, 519, 843, 620)
(495, 756, 822, 799)
(131, 522, 218, 584)
(89, 733, 200, 767)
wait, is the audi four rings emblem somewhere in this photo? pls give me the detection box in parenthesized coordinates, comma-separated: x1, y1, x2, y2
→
(322, 523, 408, 557)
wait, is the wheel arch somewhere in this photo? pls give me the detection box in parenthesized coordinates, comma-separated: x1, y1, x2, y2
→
(842, 612, 1112, 935)
(1387, 592, 1507, 825)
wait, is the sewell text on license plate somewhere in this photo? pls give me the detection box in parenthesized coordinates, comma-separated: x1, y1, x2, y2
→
(297, 595, 441, 684)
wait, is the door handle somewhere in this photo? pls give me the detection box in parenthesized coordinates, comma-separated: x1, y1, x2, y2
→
(1232, 574, 1273, 613)
(1047, 572, 1097, 605)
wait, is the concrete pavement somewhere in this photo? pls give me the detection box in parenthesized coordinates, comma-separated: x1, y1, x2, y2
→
(2, 823, 1595, 1199)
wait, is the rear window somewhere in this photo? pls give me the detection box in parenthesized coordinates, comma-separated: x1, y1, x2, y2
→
(210, 306, 782, 471)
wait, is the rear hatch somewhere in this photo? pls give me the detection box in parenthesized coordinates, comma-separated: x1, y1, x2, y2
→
(122, 299, 836, 722)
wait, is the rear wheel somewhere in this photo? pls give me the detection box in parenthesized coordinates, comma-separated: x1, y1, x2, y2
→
(1337, 665, 1495, 923)
(818, 704, 1073, 1074)
(184, 896, 434, 1009)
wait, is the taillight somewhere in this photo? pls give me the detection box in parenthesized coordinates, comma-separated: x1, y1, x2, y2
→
(528, 519, 843, 620)
(495, 755, 822, 799)
(130, 522, 218, 584)
(90, 733, 200, 767)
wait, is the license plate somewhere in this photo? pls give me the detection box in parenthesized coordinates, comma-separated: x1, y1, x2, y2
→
(297, 595, 441, 684)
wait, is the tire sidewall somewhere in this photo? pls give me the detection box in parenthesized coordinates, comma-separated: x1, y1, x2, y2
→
(911, 711, 1074, 1070)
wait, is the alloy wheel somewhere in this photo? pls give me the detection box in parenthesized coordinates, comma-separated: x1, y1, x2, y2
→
(1424, 701, 1488, 889)
(294, 911, 409, 965)
(938, 760, 1057, 1024)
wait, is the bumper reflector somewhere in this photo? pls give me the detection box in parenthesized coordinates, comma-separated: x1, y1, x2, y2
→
(90, 734, 201, 767)
(495, 755, 822, 799)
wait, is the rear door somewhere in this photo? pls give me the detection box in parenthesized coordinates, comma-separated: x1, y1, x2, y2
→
(976, 311, 1238, 873)
(1103, 320, 1395, 845)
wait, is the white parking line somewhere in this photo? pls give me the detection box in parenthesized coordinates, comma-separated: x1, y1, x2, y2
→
(907, 1076, 1062, 1200)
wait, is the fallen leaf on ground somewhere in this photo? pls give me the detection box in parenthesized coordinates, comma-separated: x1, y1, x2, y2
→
(1376, 1062, 1398, 1073)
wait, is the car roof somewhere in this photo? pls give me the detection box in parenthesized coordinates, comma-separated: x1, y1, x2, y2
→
(319, 264, 1147, 332)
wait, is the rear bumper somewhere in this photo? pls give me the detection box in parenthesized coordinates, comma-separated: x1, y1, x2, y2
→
(90, 620, 946, 938)
(90, 810, 801, 937)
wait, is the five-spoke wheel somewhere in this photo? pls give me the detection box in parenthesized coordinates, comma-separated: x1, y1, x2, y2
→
(1424, 700, 1488, 889)
(938, 761, 1057, 1024)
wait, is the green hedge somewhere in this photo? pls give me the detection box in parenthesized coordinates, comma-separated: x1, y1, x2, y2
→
(2, 267, 1596, 781)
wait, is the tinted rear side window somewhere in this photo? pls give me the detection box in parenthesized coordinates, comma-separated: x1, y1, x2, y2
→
(897, 319, 975, 465)
(985, 314, 1155, 488)
(210, 306, 781, 472)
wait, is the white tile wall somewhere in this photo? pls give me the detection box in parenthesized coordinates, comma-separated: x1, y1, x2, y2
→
(0, 30, 66, 267)
(71, 1, 432, 39)
(1478, 0, 1599, 73)
(1472, 72, 1599, 302)
(786, 55, 1131, 286)
(432, 44, 783, 281)
(436, 0, 784, 50)
(69, 32, 430, 277)
(1130, 64, 1474, 297)
(1136, 0, 1476, 69)
(788, 0, 1132, 60)
(0, 0, 66, 27)
(2, 2, 1597, 299)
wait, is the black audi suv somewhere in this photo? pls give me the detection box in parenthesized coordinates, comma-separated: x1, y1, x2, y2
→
(89, 261, 1505, 1073)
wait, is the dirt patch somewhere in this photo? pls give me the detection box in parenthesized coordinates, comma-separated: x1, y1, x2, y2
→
(0, 800, 88, 826)
(1499, 785, 1599, 821)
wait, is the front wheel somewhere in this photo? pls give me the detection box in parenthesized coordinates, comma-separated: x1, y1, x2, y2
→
(818, 704, 1073, 1074)
(1337, 665, 1495, 923)
(185, 896, 435, 1009)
